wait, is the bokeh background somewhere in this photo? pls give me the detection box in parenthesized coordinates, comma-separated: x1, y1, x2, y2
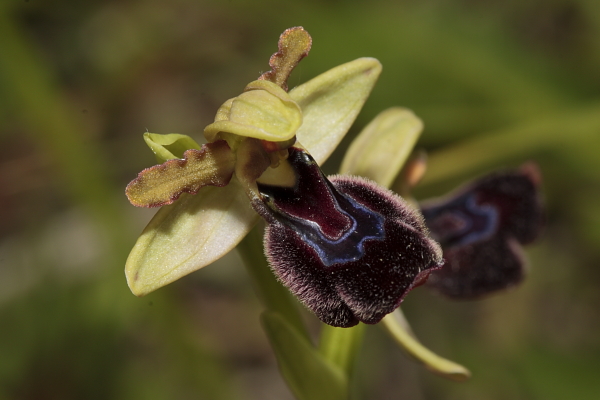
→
(1, 0, 600, 399)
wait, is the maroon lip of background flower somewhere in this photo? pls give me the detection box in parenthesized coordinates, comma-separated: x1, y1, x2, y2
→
(420, 163, 544, 299)
(252, 148, 444, 328)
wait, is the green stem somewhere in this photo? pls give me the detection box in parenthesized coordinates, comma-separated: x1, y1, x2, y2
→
(237, 225, 310, 341)
(318, 324, 365, 376)
(421, 103, 600, 187)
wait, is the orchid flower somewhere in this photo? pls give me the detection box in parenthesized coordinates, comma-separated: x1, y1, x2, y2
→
(421, 163, 543, 299)
(124, 27, 543, 391)
(125, 27, 442, 328)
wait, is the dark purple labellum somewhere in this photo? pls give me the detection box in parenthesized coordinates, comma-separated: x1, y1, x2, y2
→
(421, 164, 543, 299)
(257, 150, 386, 266)
(252, 148, 443, 328)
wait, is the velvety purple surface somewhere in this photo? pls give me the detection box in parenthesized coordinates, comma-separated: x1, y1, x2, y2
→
(422, 165, 543, 299)
(254, 148, 443, 327)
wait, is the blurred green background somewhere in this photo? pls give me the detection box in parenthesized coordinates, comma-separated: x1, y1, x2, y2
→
(1, 0, 599, 399)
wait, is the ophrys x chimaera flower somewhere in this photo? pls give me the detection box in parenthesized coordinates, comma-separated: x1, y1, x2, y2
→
(125, 27, 443, 328)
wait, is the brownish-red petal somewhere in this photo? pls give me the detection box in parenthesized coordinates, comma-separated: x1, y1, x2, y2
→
(126, 140, 235, 207)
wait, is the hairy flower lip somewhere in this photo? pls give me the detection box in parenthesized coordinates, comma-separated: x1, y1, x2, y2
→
(422, 163, 543, 299)
(256, 149, 387, 264)
(256, 148, 444, 327)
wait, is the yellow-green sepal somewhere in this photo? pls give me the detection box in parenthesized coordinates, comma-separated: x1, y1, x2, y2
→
(125, 179, 259, 296)
(340, 107, 423, 188)
(290, 57, 382, 165)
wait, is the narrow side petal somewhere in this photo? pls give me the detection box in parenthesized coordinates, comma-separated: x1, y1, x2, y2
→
(290, 58, 382, 165)
(126, 179, 259, 296)
(340, 107, 423, 189)
(126, 140, 236, 207)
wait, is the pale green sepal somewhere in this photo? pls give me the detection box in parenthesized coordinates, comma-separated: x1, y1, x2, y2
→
(125, 179, 259, 296)
(340, 107, 423, 188)
(289, 57, 382, 165)
(143, 132, 202, 162)
(382, 309, 471, 382)
(261, 312, 349, 400)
